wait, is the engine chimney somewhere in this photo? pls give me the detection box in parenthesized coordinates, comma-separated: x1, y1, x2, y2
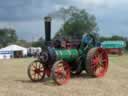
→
(44, 16, 52, 45)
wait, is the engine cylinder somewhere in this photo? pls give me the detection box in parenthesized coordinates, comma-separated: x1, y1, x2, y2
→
(55, 49, 79, 62)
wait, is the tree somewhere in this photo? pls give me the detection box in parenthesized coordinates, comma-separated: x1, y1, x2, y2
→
(0, 28, 17, 47)
(49, 6, 79, 22)
(15, 40, 31, 47)
(125, 41, 128, 51)
(50, 6, 98, 39)
(100, 35, 125, 42)
(32, 37, 45, 48)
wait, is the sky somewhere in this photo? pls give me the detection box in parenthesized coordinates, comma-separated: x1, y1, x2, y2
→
(0, 0, 128, 41)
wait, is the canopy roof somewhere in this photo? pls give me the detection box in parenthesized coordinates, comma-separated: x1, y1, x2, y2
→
(0, 45, 26, 51)
(101, 41, 126, 48)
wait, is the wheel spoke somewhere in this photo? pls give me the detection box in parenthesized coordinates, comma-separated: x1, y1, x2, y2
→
(32, 73, 36, 80)
(37, 74, 40, 80)
(39, 63, 41, 69)
(39, 73, 43, 77)
(95, 66, 103, 75)
(92, 59, 98, 65)
(99, 66, 104, 73)
(32, 69, 35, 72)
(35, 62, 37, 69)
(32, 64, 37, 69)
(91, 63, 97, 69)
(38, 62, 41, 69)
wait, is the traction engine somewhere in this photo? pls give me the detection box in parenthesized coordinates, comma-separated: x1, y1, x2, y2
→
(27, 16, 109, 85)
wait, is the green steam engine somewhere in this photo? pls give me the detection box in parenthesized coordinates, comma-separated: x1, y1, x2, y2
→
(27, 16, 109, 85)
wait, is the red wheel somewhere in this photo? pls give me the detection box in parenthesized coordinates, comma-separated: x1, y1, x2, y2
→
(27, 60, 45, 82)
(52, 60, 70, 85)
(86, 48, 108, 77)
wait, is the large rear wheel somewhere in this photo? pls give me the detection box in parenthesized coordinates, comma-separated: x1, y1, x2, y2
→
(86, 48, 108, 77)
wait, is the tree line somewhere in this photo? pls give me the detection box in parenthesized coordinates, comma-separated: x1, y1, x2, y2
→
(0, 28, 31, 48)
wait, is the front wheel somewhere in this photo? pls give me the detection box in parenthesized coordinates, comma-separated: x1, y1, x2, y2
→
(52, 60, 70, 85)
(27, 60, 45, 82)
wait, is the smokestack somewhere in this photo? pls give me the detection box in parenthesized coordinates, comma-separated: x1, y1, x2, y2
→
(44, 16, 52, 44)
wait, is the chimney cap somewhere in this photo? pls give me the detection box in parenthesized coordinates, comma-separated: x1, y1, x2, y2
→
(44, 16, 52, 22)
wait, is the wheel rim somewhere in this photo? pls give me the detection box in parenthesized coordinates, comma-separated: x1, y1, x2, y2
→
(28, 61, 45, 81)
(53, 60, 70, 85)
(91, 48, 108, 77)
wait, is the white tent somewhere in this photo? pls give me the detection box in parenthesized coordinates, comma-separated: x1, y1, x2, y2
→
(0, 45, 27, 58)
(0, 51, 13, 59)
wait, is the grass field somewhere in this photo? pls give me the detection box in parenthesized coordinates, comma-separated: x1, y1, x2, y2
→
(0, 55, 128, 96)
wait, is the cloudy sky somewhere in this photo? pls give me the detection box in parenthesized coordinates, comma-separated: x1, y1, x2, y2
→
(0, 0, 128, 41)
